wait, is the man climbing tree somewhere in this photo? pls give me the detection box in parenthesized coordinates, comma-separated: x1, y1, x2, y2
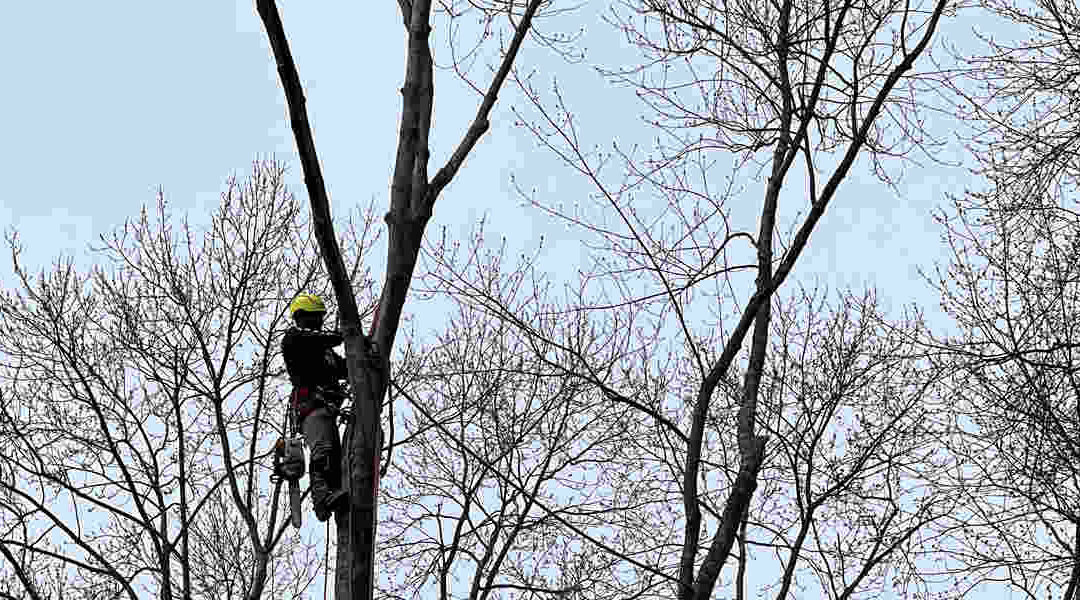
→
(281, 293, 349, 522)
(255, 1, 545, 597)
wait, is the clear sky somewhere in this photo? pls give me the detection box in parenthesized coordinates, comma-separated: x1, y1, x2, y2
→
(0, 2, 975, 337)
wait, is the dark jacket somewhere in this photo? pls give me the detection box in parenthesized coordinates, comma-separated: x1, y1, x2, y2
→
(282, 326, 347, 418)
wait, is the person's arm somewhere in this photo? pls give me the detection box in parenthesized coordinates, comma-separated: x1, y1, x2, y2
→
(308, 329, 346, 379)
(291, 327, 342, 351)
(315, 329, 343, 349)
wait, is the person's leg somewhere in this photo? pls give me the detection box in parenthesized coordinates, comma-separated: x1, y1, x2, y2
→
(301, 407, 347, 521)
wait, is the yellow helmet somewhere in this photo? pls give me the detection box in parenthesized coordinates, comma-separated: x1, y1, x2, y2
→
(289, 293, 326, 316)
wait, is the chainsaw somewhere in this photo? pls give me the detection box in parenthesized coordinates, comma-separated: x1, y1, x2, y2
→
(272, 409, 306, 528)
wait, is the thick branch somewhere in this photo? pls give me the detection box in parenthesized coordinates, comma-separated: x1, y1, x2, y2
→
(677, 1, 948, 596)
(254, 0, 361, 334)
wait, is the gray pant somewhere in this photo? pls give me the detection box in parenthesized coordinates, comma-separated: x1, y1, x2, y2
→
(301, 407, 342, 509)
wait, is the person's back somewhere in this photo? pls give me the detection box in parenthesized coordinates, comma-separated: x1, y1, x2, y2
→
(282, 325, 346, 390)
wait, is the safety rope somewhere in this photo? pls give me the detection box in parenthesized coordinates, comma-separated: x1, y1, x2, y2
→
(346, 391, 355, 600)
(323, 519, 330, 600)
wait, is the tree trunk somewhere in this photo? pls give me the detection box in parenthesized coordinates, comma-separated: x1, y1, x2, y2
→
(256, 1, 542, 596)
(335, 353, 388, 600)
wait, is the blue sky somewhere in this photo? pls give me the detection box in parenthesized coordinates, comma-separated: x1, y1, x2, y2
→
(0, 2, 974, 341)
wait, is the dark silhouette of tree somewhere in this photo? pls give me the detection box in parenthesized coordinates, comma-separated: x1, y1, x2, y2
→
(924, 2, 1080, 595)
(379, 301, 660, 599)
(254, 1, 551, 597)
(422, 227, 955, 599)
(915, 188, 1080, 598)
(0, 161, 380, 599)
(428, 0, 954, 596)
(947, 0, 1080, 206)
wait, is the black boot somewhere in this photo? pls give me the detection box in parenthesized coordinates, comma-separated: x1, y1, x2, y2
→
(314, 489, 348, 521)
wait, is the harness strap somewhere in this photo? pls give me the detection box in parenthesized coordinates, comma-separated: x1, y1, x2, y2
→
(291, 385, 347, 421)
